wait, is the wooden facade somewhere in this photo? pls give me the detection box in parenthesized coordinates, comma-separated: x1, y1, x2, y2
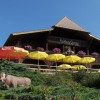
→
(4, 16, 100, 67)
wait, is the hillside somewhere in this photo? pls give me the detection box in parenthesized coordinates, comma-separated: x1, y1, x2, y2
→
(0, 60, 100, 100)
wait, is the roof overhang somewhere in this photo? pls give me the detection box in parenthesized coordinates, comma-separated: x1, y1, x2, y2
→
(4, 28, 54, 46)
(12, 28, 54, 36)
(89, 34, 100, 41)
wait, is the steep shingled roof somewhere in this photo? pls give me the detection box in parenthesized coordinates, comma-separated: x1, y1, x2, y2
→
(54, 16, 87, 32)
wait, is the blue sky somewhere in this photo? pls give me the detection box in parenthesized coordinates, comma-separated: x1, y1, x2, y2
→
(0, 0, 100, 46)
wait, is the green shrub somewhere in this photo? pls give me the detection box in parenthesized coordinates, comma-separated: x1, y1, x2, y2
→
(73, 70, 87, 82)
(45, 72, 73, 86)
(0, 59, 30, 75)
(73, 70, 100, 89)
(83, 90, 100, 100)
(5, 92, 18, 100)
(18, 93, 34, 100)
(50, 85, 76, 100)
(81, 73, 100, 88)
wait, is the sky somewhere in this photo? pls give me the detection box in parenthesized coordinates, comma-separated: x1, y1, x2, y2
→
(0, 0, 100, 46)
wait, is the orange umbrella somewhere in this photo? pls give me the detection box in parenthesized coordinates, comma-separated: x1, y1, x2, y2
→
(9, 49, 29, 59)
(0, 46, 29, 60)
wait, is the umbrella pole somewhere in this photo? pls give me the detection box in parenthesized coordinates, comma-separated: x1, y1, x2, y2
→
(38, 59, 40, 72)
(86, 63, 89, 72)
(37, 52, 40, 72)
(89, 63, 92, 73)
(18, 59, 20, 63)
(55, 60, 57, 72)
(8, 54, 10, 61)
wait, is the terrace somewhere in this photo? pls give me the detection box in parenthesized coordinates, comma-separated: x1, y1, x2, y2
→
(20, 47, 100, 73)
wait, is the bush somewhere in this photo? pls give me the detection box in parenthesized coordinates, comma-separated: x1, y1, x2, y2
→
(73, 70, 87, 82)
(5, 92, 17, 100)
(45, 72, 73, 86)
(50, 85, 76, 100)
(84, 90, 100, 100)
(81, 73, 100, 88)
(0, 59, 30, 75)
(75, 84, 100, 100)
(73, 70, 100, 89)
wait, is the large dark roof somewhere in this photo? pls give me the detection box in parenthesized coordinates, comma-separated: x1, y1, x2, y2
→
(4, 16, 100, 46)
(54, 16, 87, 32)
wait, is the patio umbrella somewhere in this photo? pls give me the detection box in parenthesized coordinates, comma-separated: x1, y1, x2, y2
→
(57, 64, 71, 70)
(78, 56, 95, 64)
(9, 49, 29, 59)
(46, 54, 65, 70)
(28, 51, 48, 69)
(71, 65, 86, 70)
(0, 46, 29, 61)
(63, 55, 81, 63)
(78, 56, 95, 71)
(46, 54, 65, 61)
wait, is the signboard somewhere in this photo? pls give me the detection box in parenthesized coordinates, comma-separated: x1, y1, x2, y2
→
(48, 36, 88, 47)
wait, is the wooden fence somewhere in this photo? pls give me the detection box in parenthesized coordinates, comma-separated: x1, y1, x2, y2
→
(18, 63, 100, 74)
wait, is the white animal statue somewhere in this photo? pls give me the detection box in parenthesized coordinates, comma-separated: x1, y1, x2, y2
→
(0, 72, 31, 88)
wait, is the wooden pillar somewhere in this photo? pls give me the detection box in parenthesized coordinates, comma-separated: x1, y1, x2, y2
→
(62, 45, 65, 53)
(46, 43, 48, 51)
(87, 49, 89, 55)
(73, 46, 75, 54)
(16, 39, 21, 47)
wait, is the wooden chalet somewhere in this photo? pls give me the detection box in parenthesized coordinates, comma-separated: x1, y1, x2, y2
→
(4, 16, 100, 68)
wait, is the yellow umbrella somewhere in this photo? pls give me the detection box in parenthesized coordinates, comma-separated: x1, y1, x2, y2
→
(57, 64, 71, 70)
(46, 54, 65, 61)
(46, 54, 65, 70)
(71, 65, 86, 70)
(28, 51, 48, 67)
(28, 51, 48, 60)
(78, 56, 95, 64)
(78, 56, 95, 71)
(63, 55, 81, 63)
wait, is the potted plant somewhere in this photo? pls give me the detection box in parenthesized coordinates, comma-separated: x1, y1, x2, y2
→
(91, 52, 99, 57)
(37, 47, 44, 51)
(77, 50, 86, 57)
(24, 45, 32, 50)
(53, 48, 61, 53)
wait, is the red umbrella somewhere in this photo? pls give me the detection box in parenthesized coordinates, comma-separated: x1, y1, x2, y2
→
(0, 46, 29, 60)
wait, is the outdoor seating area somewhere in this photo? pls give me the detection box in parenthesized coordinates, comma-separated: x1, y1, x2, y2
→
(0, 46, 99, 73)
(26, 47, 100, 73)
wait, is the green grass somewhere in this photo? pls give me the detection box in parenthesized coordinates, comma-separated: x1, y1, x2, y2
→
(0, 60, 100, 100)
